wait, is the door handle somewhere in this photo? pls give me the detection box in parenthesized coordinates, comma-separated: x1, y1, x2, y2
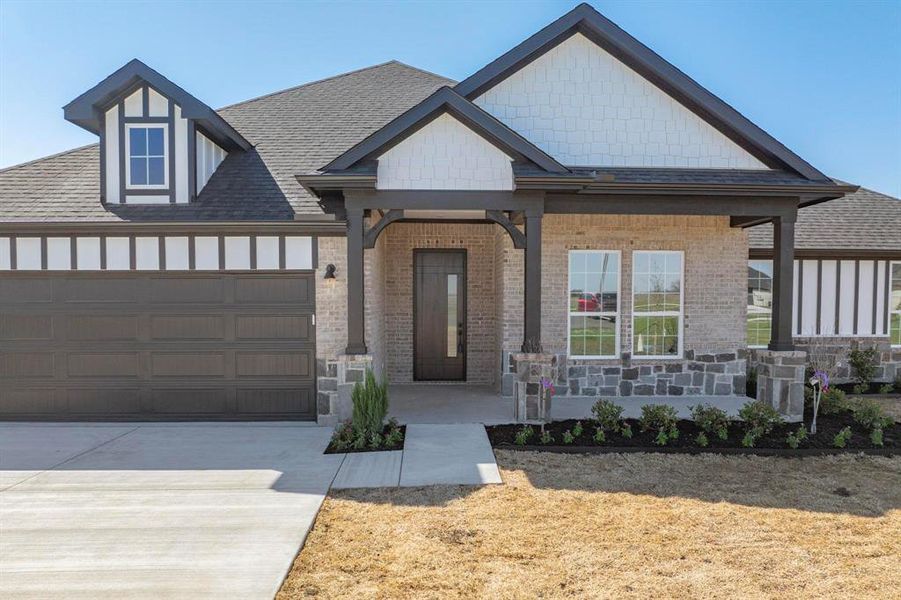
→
(457, 323, 464, 354)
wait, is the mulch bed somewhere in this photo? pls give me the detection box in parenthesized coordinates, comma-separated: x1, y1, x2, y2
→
(487, 410, 898, 456)
(834, 382, 901, 396)
(324, 425, 406, 455)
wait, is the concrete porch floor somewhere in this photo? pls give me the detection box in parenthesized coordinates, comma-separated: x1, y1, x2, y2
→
(388, 384, 756, 424)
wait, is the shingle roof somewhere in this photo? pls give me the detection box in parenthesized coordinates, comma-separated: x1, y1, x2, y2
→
(748, 187, 901, 252)
(0, 61, 454, 222)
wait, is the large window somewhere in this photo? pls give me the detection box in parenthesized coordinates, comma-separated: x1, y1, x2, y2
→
(747, 259, 773, 347)
(632, 251, 683, 358)
(126, 125, 167, 187)
(568, 250, 620, 358)
(891, 261, 901, 346)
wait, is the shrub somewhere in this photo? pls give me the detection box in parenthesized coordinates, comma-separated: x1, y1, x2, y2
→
(514, 425, 534, 446)
(572, 421, 584, 438)
(879, 384, 894, 395)
(690, 403, 730, 441)
(695, 432, 709, 447)
(592, 399, 625, 432)
(562, 430, 575, 444)
(593, 427, 606, 443)
(539, 429, 554, 445)
(871, 428, 884, 447)
(852, 398, 892, 431)
(330, 421, 355, 451)
(384, 419, 404, 447)
(852, 384, 867, 395)
(639, 404, 679, 446)
(833, 426, 852, 448)
(351, 369, 389, 440)
(368, 431, 383, 449)
(820, 388, 849, 415)
(848, 347, 879, 388)
(786, 426, 807, 449)
(738, 400, 783, 447)
(620, 422, 633, 438)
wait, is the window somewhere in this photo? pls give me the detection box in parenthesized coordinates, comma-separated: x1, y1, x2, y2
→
(891, 261, 901, 346)
(747, 259, 773, 347)
(126, 125, 167, 187)
(632, 251, 683, 358)
(568, 250, 620, 358)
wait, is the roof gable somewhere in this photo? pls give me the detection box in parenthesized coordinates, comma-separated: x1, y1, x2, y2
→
(64, 59, 250, 151)
(454, 3, 830, 181)
(323, 86, 568, 174)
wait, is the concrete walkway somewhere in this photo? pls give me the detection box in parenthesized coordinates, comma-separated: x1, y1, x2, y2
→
(331, 424, 502, 488)
(0, 423, 344, 600)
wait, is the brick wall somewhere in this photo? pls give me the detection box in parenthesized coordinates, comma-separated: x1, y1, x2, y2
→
(383, 222, 498, 384)
(315, 236, 347, 362)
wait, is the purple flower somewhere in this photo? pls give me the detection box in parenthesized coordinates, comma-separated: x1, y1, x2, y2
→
(540, 377, 555, 396)
(812, 369, 829, 391)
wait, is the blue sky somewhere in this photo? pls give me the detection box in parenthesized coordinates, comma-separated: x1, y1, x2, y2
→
(1, 1, 899, 196)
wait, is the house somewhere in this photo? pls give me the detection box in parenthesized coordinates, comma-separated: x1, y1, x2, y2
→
(0, 4, 898, 424)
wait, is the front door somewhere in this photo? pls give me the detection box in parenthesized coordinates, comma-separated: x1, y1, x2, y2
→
(414, 250, 466, 381)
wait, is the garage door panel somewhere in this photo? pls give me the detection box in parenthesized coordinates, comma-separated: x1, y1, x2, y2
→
(0, 278, 53, 303)
(236, 315, 311, 340)
(0, 314, 54, 340)
(151, 353, 225, 377)
(68, 353, 139, 377)
(0, 272, 316, 420)
(236, 351, 313, 378)
(67, 315, 139, 341)
(149, 389, 229, 414)
(236, 388, 313, 414)
(149, 277, 225, 303)
(151, 315, 225, 340)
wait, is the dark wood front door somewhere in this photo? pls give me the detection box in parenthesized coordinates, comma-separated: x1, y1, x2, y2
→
(414, 250, 466, 381)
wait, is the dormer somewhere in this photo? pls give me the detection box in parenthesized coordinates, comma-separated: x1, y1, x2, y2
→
(63, 59, 250, 205)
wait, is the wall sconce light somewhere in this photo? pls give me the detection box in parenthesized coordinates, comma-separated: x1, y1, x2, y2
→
(324, 263, 337, 284)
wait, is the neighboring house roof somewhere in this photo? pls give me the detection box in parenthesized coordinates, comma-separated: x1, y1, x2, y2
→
(748, 188, 901, 253)
(0, 61, 453, 222)
(454, 3, 831, 182)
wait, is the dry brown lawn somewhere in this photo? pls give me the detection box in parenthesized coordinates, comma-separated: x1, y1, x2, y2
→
(279, 451, 901, 600)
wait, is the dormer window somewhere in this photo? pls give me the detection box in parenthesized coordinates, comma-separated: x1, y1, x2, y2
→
(127, 125, 168, 187)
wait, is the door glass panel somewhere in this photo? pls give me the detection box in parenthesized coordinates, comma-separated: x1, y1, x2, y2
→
(447, 274, 458, 357)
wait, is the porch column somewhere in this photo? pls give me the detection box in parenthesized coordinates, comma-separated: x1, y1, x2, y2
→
(768, 213, 796, 351)
(345, 206, 367, 354)
(522, 211, 542, 351)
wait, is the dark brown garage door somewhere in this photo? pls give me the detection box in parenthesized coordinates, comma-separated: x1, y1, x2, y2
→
(0, 272, 316, 420)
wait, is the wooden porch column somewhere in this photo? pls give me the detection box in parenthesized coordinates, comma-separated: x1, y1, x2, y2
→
(522, 211, 542, 351)
(768, 213, 796, 351)
(345, 207, 368, 354)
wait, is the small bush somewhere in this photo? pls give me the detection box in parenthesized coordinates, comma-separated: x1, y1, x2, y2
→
(871, 428, 884, 447)
(848, 347, 879, 388)
(786, 426, 807, 449)
(852, 398, 892, 431)
(351, 369, 389, 441)
(620, 422, 633, 438)
(514, 425, 534, 446)
(820, 388, 849, 415)
(368, 431, 383, 449)
(738, 400, 783, 447)
(572, 421, 584, 438)
(384, 419, 404, 447)
(833, 426, 852, 448)
(592, 399, 625, 432)
(593, 427, 606, 443)
(690, 403, 730, 441)
(539, 429, 554, 445)
(639, 404, 679, 446)
(695, 432, 709, 447)
(330, 421, 355, 451)
(879, 384, 894, 395)
(852, 384, 867, 395)
(562, 430, 575, 444)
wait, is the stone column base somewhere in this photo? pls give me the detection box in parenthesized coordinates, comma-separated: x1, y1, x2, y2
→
(511, 352, 557, 423)
(755, 349, 806, 422)
(317, 354, 372, 427)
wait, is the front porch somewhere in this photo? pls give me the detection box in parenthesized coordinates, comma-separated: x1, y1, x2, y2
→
(388, 383, 753, 425)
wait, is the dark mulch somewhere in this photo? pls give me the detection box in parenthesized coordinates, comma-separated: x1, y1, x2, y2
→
(487, 410, 898, 454)
(833, 382, 900, 396)
(324, 425, 406, 454)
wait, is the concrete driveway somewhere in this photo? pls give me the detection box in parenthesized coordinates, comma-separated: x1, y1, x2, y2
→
(0, 423, 344, 599)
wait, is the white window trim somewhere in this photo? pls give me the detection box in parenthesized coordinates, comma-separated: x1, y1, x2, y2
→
(891, 260, 901, 348)
(747, 259, 773, 349)
(631, 250, 684, 359)
(125, 123, 169, 190)
(567, 249, 621, 359)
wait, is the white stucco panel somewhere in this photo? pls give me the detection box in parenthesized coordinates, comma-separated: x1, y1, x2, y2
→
(376, 113, 514, 190)
(474, 33, 767, 169)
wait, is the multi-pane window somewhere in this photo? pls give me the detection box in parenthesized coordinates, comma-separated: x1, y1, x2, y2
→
(632, 251, 683, 357)
(891, 262, 901, 346)
(127, 126, 166, 186)
(747, 259, 773, 347)
(568, 250, 620, 358)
